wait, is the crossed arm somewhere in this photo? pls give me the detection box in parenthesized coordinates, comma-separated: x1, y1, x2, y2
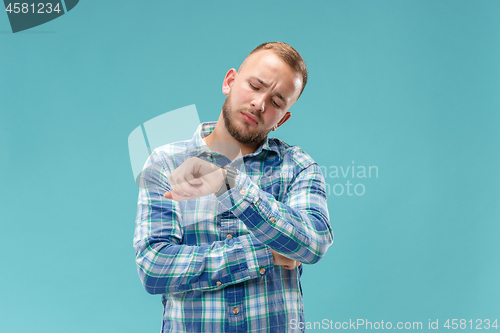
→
(133, 151, 333, 295)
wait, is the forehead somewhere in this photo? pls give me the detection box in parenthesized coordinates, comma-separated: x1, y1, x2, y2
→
(238, 50, 302, 98)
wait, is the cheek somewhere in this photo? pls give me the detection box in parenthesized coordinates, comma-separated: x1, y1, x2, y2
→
(262, 110, 281, 124)
(273, 110, 291, 126)
(237, 87, 253, 103)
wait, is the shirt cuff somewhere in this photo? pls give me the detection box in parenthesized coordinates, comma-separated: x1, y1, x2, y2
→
(216, 172, 261, 215)
(239, 234, 274, 279)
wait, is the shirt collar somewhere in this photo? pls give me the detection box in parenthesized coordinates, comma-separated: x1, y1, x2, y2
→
(185, 122, 282, 160)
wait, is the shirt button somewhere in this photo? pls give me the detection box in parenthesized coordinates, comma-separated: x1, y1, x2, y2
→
(239, 189, 246, 195)
(216, 281, 222, 286)
(226, 234, 233, 239)
(269, 217, 276, 224)
(232, 307, 239, 315)
(259, 268, 266, 275)
(206, 153, 212, 158)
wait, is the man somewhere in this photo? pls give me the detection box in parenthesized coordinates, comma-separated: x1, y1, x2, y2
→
(134, 42, 333, 332)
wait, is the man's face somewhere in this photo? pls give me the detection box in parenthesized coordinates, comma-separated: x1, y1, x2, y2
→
(222, 50, 302, 146)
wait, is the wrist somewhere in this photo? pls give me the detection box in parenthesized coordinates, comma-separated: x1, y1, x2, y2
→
(215, 165, 237, 197)
(216, 168, 227, 193)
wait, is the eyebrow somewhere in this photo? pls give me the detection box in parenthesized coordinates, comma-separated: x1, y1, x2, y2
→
(253, 77, 287, 106)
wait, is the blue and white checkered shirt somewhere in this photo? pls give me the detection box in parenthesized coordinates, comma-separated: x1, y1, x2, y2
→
(134, 122, 333, 332)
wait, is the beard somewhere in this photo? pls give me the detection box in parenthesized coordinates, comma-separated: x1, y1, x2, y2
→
(222, 94, 271, 146)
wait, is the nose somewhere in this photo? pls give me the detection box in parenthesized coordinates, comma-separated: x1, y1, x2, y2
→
(250, 94, 266, 113)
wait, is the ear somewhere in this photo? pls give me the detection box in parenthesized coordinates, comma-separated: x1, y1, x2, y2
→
(222, 68, 237, 96)
(275, 112, 292, 129)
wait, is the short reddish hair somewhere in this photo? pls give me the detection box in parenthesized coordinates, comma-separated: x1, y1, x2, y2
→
(243, 42, 308, 97)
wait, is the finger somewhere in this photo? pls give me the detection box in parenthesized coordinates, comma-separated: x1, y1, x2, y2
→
(182, 174, 202, 193)
(184, 173, 203, 187)
(277, 258, 296, 270)
(173, 179, 213, 200)
(173, 176, 201, 196)
(178, 180, 201, 196)
(164, 191, 190, 201)
(164, 190, 190, 202)
(284, 260, 301, 270)
(169, 163, 202, 190)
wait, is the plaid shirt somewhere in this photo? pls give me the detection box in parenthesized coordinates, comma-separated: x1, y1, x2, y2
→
(134, 122, 333, 332)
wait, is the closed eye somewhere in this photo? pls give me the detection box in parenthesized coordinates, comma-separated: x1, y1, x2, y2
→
(249, 83, 259, 90)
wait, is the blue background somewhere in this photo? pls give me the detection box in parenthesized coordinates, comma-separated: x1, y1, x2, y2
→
(1, 1, 499, 332)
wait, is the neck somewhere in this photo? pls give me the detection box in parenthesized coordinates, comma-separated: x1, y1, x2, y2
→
(204, 112, 261, 159)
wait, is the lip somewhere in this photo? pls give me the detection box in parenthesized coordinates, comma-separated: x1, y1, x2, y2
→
(241, 111, 259, 125)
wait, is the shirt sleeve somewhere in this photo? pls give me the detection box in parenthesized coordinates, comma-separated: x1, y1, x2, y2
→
(133, 149, 274, 295)
(216, 161, 333, 265)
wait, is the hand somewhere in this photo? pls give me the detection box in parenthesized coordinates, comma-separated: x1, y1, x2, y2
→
(271, 249, 301, 270)
(163, 157, 225, 201)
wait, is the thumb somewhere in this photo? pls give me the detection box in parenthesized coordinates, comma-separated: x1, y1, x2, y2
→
(163, 191, 173, 199)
